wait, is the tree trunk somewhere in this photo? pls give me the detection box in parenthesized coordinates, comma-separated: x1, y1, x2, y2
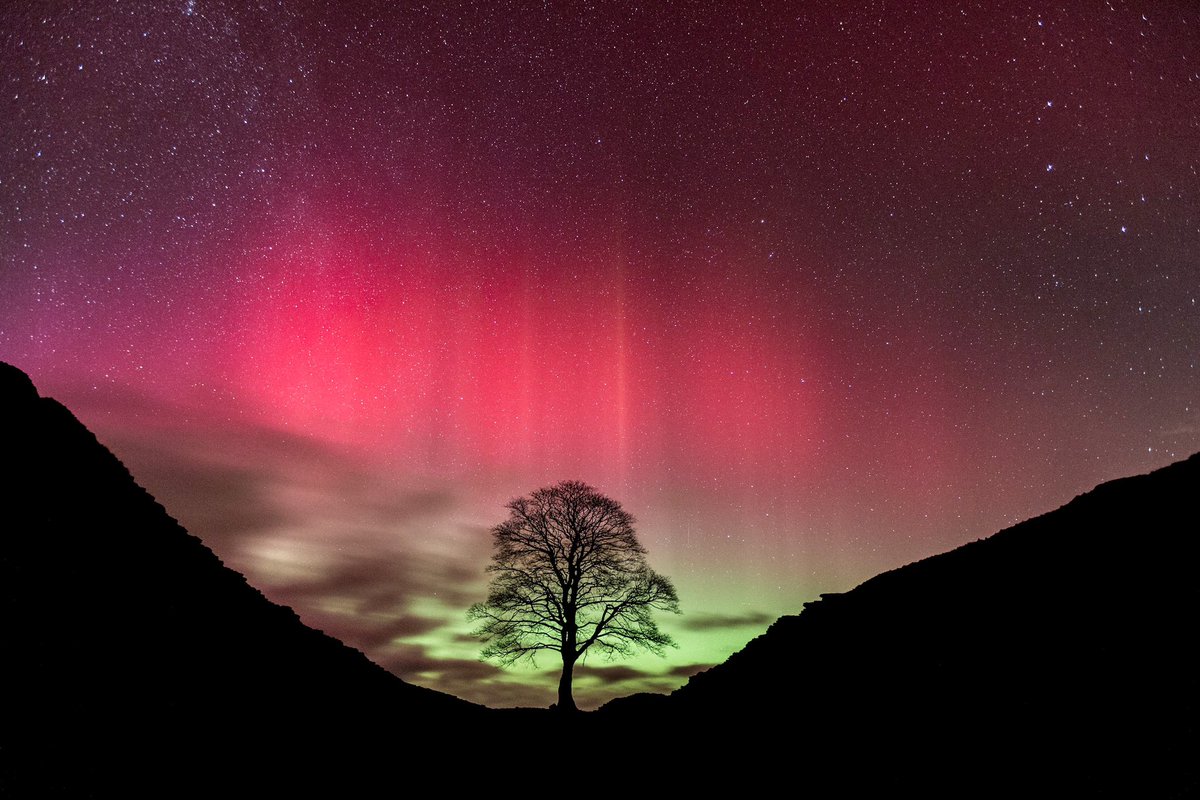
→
(557, 654, 577, 712)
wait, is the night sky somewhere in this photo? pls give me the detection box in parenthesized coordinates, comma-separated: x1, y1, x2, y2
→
(2, 1, 1197, 709)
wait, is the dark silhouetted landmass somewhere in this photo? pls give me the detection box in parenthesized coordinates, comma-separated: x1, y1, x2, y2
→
(0, 362, 480, 794)
(599, 451, 1199, 795)
(3, 359, 1196, 795)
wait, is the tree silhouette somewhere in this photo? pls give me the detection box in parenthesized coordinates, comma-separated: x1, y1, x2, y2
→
(468, 480, 680, 711)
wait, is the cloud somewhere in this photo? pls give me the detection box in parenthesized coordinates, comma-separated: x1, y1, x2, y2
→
(347, 615, 446, 649)
(104, 436, 287, 551)
(358, 487, 460, 526)
(75, 388, 501, 691)
(676, 610, 775, 632)
(463, 680, 556, 710)
(380, 643, 563, 708)
(574, 665, 650, 685)
(379, 645, 504, 681)
(667, 663, 712, 678)
(570, 663, 717, 708)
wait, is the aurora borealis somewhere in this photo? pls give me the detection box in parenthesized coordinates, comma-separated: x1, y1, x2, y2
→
(2, 1, 1197, 708)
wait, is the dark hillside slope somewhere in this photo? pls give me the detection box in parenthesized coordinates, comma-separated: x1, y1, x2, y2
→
(603, 454, 1199, 795)
(0, 362, 479, 793)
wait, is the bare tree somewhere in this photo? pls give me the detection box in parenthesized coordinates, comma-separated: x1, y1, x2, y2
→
(468, 480, 680, 711)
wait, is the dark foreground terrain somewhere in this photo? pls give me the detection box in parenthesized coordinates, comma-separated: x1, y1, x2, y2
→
(597, 448, 1198, 795)
(2, 360, 1195, 796)
(0, 362, 482, 795)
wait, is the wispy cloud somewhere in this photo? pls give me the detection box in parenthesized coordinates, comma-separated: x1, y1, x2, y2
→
(667, 663, 712, 679)
(676, 610, 775, 632)
(574, 665, 649, 685)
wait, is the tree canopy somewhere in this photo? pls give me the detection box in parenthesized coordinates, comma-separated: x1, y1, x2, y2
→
(468, 480, 680, 711)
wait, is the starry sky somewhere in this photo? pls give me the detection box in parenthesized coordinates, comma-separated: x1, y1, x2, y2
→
(2, 1, 1197, 709)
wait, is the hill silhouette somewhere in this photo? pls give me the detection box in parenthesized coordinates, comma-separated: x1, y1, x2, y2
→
(599, 451, 1199, 795)
(3, 359, 1195, 795)
(0, 362, 479, 794)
